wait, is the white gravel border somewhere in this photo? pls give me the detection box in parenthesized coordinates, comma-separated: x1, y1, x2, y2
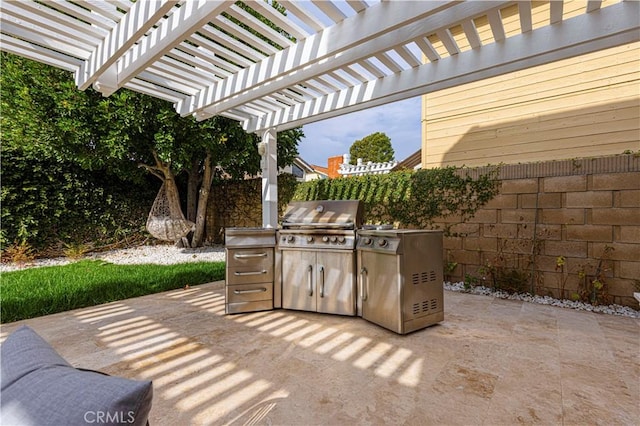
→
(1, 244, 225, 272)
(445, 281, 640, 319)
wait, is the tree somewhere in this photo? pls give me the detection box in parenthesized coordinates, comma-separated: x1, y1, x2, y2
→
(1, 52, 302, 249)
(349, 132, 395, 164)
(0, 53, 157, 249)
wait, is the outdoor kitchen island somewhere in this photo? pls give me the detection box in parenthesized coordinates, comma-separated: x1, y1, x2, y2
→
(224, 200, 444, 334)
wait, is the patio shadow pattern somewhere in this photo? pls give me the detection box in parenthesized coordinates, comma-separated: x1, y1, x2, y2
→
(1, 281, 638, 425)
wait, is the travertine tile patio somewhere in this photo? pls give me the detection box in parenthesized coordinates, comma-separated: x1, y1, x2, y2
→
(2, 281, 638, 425)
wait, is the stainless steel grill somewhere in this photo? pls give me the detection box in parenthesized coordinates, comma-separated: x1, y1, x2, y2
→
(278, 200, 362, 316)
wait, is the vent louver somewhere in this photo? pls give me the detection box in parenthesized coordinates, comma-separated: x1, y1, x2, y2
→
(412, 270, 438, 285)
(412, 298, 439, 317)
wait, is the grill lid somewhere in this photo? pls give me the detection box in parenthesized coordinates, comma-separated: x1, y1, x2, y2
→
(281, 200, 363, 229)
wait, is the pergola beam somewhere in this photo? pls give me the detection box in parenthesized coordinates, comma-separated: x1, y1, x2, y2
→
(76, 0, 178, 90)
(181, 1, 510, 118)
(244, 1, 639, 132)
(93, 0, 232, 96)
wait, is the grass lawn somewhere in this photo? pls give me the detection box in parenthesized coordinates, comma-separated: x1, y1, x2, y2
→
(1, 260, 225, 323)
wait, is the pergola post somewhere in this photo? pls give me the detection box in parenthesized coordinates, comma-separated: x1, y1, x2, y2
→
(259, 128, 278, 228)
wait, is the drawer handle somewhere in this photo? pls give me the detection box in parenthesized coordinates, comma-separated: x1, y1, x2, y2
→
(234, 270, 267, 276)
(234, 253, 268, 259)
(234, 287, 267, 295)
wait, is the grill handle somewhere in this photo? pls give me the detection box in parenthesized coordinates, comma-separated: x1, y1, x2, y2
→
(319, 266, 325, 298)
(360, 267, 368, 301)
(234, 270, 267, 276)
(307, 265, 313, 297)
(233, 252, 268, 259)
(233, 287, 267, 295)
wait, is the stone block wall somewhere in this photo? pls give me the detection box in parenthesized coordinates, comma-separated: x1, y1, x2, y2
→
(207, 156, 639, 307)
(205, 175, 297, 244)
(205, 179, 263, 244)
(440, 154, 640, 307)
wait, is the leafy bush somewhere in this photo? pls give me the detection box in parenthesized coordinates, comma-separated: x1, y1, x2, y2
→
(0, 143, 157, 253)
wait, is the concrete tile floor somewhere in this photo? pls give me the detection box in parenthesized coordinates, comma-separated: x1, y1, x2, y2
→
(1, 281, 638, 425)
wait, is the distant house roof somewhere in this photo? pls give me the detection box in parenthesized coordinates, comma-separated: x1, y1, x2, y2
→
(392, 149, 422, 171)
(293, 156, 316, 174)
(311, 165, 329, 178)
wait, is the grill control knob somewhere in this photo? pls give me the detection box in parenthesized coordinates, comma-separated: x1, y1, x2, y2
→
(306, 236, 314, 243)
(378, 239, 388, 247)
(287, 235, 295, 243)
(363, 238, 372, 245)
(330, 236, 337, 243)
(338, 236, 345, 244)
(322, 236, 329, 243)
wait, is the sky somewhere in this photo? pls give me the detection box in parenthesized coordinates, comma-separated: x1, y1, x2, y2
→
(297, 96, 423, 167)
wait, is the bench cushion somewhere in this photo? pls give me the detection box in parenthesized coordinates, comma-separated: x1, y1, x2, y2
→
(1, 326, 152, 426)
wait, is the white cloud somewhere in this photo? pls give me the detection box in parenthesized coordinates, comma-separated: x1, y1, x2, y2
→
(298, 96, 422, 166)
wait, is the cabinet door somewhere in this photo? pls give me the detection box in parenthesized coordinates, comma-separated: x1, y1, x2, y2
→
(316, 251, 356, 315)
(282, 251, 316, 312)
(360, 251, 402, 333)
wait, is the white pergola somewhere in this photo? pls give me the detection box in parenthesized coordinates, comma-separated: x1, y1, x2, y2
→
(2, 0, 638, 227)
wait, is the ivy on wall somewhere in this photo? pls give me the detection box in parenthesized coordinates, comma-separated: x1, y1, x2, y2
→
(293, 166, 500, 230)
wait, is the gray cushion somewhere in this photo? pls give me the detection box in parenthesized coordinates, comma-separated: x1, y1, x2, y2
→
(1, 326, 152, 426)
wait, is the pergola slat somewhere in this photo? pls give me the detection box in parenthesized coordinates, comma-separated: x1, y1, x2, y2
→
(0, 33, 82, 71)
(180, 1, 483, 117)
(487, 8, 506, 42)
(312, 0, 348, 24)
(250, 0, 308, 42)
(244, 1, 640, 132)
(586, 0, 603, 13)
(518, 1, 533, 33)
(1, 20, 92, 59)
(100, 1, 232, 96)
(414, 37, 441, 62)
(279, 1, 324, 34)
(76, 0, 178, 90)
(436, 29, 460, 56)
(550, 1, 564, 24)
(1, 2, 104, 44)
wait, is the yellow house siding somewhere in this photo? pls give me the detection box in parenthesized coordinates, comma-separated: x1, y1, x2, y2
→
(422, 41, 640, 169)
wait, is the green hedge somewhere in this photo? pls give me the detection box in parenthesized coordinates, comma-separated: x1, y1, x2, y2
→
(1, 144, 156, 252)
(293, 166, 499, 230)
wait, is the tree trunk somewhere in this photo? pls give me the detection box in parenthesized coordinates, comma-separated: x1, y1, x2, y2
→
(186, 158, 200, 223)
(191, 151, 214, 247)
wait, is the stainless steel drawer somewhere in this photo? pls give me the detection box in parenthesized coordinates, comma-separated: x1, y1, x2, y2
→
(226, 300, 273, 314)
(227, 266, 274, 285)
(227, 248, 273, 269)
(226, 282, 273, 304)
